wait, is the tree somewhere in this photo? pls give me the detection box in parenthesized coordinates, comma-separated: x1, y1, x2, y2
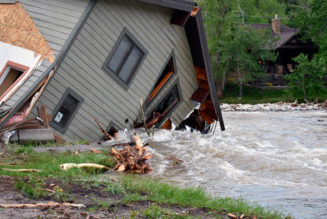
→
(218, 25, 276, 97)
(289, 0, 327, 58)
(198, 0, 232, 94)
(198, 0, 276, 97)
(287, 0, 327, 100)
(285, 54, 326, 100)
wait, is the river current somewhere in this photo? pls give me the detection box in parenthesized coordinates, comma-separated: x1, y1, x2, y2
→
(127, 111, 327, 219)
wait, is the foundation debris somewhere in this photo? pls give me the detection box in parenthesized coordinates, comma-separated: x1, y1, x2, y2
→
(111, 136, 152, 174)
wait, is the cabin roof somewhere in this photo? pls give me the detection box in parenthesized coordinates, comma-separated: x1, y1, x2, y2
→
(0, 0, 224, 131)
(249, 23, 299, 49)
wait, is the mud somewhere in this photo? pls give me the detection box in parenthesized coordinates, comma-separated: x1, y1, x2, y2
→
(0, 176, 222, 219)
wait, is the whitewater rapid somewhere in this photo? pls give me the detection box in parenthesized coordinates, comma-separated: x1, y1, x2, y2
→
(124, 111, 327, 219)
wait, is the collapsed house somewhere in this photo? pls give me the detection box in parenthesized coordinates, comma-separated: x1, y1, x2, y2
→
(0, 0, 224, 142)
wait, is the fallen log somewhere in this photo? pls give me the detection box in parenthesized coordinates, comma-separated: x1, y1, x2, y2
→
(0, 201, 85, 209)
(59, 163, 110, 171)
(0, 168, 41, 172)
(111, 136, 152, 174)
(88, 148, 102, 153)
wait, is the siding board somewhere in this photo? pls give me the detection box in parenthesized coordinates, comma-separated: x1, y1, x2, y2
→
(20, 0, 89, 54)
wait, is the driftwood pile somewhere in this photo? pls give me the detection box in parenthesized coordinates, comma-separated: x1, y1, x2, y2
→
(111, 136, 152, 174)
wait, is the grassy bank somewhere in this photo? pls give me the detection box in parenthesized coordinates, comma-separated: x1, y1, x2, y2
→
(221, 83, 327, 104)
(0, 145, 291, 218)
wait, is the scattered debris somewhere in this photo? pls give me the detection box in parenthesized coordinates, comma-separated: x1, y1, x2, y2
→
(0, 104, 64, 144)
(10, 128, 55, 143)
(176, 109, 211, 134)
(88, 148, 102, 154)
(0, 168, 41, 173)
(59, 163, 110, 171)
(94, 117, 119, 141)
(322, 99, 327, 109)
(227, 213, 237, 218)
(94, 117, 112, 141)
(140, 98, 151, 136)
(221, 102, 326, 112)
(111, 136, 152, 174)
(291, 99, 298, 107)
(0, 201, 85, 209)
(166, 156, 183, 165)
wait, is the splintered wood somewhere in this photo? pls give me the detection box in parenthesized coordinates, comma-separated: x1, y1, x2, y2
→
(0, 3, 54, 62)
(111, 136, 152, 174)
(0, 201, 85, 209)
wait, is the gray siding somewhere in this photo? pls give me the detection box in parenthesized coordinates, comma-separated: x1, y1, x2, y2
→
(33, 0, 198, 141)
(19, 0, 89, 56)
(6, 0, 89, 112)
(6, 61, 51, 108)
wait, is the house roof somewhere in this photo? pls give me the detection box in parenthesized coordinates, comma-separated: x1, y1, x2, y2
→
(0, 0, 15, 3)
(249, 23, 299, 49)
(0, 0, 225, 131)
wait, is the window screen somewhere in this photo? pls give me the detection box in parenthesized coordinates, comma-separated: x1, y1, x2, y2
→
(51, 88, 83, 133)
(104, 29, 147, 88)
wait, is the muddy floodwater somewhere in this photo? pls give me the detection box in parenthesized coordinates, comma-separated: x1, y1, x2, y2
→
(126, 111, 327, 219)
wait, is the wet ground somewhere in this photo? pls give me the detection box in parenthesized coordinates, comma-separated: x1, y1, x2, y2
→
(0, 175, 221, 219)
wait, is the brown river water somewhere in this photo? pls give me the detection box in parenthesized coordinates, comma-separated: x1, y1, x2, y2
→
(118, 111, 327, 219)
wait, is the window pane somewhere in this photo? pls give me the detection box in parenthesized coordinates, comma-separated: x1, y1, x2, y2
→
(107, 36, 132, 73)
(118, 46, 143, 83)
(54, 94, 80, 128)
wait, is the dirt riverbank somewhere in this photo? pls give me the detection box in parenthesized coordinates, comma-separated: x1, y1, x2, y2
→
(0, 175, 223, 219)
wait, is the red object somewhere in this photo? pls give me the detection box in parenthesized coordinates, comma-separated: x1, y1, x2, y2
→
(4, 112, 24, 127)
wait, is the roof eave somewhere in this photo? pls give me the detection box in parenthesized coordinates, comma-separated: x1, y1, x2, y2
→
(138, 0, 196, 11)
(194, 10, 225, 131)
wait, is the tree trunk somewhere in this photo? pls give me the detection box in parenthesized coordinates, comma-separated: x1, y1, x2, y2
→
(237, 64, 243, 98)
(239, 80, 243, 98)
(302, 83, 307, 100)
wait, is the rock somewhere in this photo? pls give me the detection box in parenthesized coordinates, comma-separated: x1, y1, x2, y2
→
(291, 99, 298, 107)
(322, 100, 327, 109)
(221, 102, 323, 112)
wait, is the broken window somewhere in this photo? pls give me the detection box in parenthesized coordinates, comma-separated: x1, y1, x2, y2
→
(146, 53, 175, 105)
(147, 84, 181, 127)
(103, 28, 147, 89)
(51, 88, 83, 133)
(0, 64, 26, 97)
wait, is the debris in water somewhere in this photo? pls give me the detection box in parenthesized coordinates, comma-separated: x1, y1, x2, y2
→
(166, 156, 183, 165)
(111, 136, 152, 174)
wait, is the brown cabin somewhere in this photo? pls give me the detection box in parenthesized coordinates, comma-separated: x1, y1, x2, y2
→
(251, 15, 317, 86)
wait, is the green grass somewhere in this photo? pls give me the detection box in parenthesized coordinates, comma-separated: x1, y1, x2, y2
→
(0, 149, 290, 218)
(8, 139, 90, 148)
(118, 176, 287, 219)
(221, 83, 327, 104)
(0, 148, 115, 180)
(144, 205, 166, 218)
